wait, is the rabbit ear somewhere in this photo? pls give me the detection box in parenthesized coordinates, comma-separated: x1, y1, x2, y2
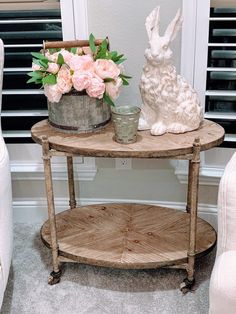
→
(145, 6, 160, 40)
(164, 8, 183, 42)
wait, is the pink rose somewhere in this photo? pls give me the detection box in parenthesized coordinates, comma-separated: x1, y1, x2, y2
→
(45, 51, 58, 63)
(47, 62, 60, 74)
(86, 76, 105, 99)
(68, 55, 94, 72)
(94, 59, 120, 80)
(72, 71, 92, 92)
(105, 77, 123, 100)
(44, 84, 62, 103)
(60, 49, 74, 64)
(32, 62, 41, 71)
(57, 65, 72, 94)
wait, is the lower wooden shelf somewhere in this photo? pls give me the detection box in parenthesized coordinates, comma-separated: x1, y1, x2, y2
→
(41, 203, 216, 269)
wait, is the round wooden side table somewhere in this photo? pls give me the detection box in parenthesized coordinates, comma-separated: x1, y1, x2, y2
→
(31, 119, 225, 293)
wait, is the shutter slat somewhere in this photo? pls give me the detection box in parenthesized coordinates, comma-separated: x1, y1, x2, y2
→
(211, 50, 236, 58)
(207, 67, 236, 71)
(4, 67, 32, 72)
(2, 89, 44, 95)
(224, 134, 236, 142)
(213, 29, 236, 36)
(1, 110, 48, 117)
(5, 44, 42, 48)
(206, 90, 236, 96)
(210, 71, 236, 79)
(0, 19, 61, 24)
(210, 17, 236, 20)
(2, 131, 31, 138)
(205, 112, 236, 120)
(209, 43, 236, 46)
(0, 31, 62, 39)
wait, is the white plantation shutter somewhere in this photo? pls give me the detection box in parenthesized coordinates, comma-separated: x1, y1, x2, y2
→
(194, 0, 236, 147)
(0, 1, 62, 143)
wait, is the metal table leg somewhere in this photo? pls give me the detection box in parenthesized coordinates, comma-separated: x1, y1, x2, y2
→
(181, 137, 201, 293)
(67, 156, 76, 209)
(42, 136, 62, 285)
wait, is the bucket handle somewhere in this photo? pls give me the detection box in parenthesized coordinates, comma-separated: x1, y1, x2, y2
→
(43, 38, 109, 54)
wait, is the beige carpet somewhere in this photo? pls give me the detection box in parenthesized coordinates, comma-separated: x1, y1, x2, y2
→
(1, 223, 214, 314)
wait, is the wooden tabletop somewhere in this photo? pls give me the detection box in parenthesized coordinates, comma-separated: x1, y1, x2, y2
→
(31, 119, 225, 158)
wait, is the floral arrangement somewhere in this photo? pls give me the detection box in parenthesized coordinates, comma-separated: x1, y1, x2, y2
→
(27, 34, 131, 106)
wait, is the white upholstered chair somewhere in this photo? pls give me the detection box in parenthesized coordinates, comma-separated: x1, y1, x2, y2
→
(0, 38, 13, 308)
(209, 152, 236, 314)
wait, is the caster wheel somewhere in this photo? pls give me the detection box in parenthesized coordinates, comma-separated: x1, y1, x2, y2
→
(180, 278, 195, 294)
(48, 270, 62, 285)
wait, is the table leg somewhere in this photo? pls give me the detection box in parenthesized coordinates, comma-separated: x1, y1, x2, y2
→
(67, 156, 76, 209)
(186, 160, 193, 213)
(181, 137, 201, 294)
(42, 136, 62, 285)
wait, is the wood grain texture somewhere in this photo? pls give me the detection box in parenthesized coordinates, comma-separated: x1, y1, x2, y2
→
(31, 119, 224, 158)
(41, 203, 216, 269)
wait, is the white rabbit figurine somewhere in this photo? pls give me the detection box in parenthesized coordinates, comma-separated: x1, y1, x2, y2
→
(138, 6, 203, 135)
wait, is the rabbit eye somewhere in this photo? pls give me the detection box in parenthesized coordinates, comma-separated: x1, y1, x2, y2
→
(163, 45, 168, 50)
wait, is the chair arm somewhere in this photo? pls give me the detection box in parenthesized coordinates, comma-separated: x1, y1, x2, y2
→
(217, 152, 236, 256)
(209, 250, 236, 314)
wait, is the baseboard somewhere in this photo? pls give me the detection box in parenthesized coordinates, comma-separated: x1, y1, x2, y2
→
(174, 160, 223, 186)
(10, 158, 97, 181)
(13, 197, 218, 229)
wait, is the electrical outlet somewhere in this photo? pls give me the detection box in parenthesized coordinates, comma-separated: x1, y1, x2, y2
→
(115, 158, 132, 170)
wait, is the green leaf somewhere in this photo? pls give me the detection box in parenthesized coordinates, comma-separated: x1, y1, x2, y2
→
(42, 74, 57, 85)
(100, 39, 108, 52)
(39, 60, 48, 69)
(32, 59, 42, 67)
(27, 71, 36, 77)
(27, 71, 43, 79)
(57, 53, 64, 65)
(70, 47, 77, 54)
(89, 33, 96, 54)
(95, 51, 106, 60)
(31, 52, 48, 62)
(119, 73, 132, 79)
(27, 77, 38, 84)
(95, 40, 108, 59)
(34, 79, 42, 85)
(112, 54, 124, 62)
(115, 58, 127, 65)
(104, 78, 115, 83)
(103, 93, 115, 107)
(121, 77, 129, 86)
(110, 51, 118, 58)
(110, 51, 118, 61)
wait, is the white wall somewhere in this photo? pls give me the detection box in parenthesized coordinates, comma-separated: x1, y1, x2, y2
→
(87, 0, 182, 107)
(9, 0, 230, 229)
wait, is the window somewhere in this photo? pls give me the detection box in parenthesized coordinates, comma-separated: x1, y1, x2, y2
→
(175, 0, 236, 185)
(205, 0, 236, 147)
(0, 0, 62, 143)
(1, 1, 97, 185)
(183, 0, 236, 147)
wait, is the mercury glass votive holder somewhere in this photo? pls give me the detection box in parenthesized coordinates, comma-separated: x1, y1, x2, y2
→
(111, 106, 141, 144)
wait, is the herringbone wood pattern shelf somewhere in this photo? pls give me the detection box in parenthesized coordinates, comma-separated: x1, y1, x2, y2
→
(41, 203, 216, 269)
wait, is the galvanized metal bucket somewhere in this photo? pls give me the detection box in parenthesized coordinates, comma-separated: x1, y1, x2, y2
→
(48, 93, 111, 134)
